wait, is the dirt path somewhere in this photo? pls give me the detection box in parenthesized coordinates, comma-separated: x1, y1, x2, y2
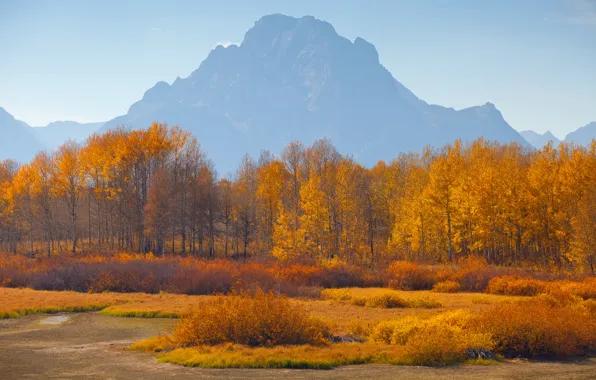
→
(1, 312, 595, 380)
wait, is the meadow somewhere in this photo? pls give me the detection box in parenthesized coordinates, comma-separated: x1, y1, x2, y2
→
(1, 254, 595, 370)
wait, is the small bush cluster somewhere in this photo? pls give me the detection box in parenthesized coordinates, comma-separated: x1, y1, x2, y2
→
(0, 254, 376, 296)
(448, 257, 504, 292)
(385, 261, 436, 290)
(559, 277, 596, 300)
(321, 288, 441, 309)
(173, 290, 329, 347)
(473, 297, 596, 358)
(369, 310, 493, 366)
(363, 293, 408, 308)
(486, 276, 596, 300)
(432, 280, 461, 293)
(486, 276, 548, 296)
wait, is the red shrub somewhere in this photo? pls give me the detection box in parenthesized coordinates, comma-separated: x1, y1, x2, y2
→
(386, 261, 436, 290)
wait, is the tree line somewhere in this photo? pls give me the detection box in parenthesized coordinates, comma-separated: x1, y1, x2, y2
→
(0, 123, 595, 273)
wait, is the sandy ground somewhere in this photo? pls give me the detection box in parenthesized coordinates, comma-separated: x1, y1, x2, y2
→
(1, 312, 595, 380)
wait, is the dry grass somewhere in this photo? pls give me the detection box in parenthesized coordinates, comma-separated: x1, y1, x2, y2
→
(0, 287, 211, 319)
(153, 343, 407, 369)
(0, 286, 520, 324)
(100, 294, 214, 318)
(0, 288, 122, 318)
(321, 288, 442, 309)
(121, 288, 595, 368)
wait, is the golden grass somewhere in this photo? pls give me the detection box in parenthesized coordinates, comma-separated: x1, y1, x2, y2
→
(100, 294, 214, 318)
(145, 342, 406, 369)
(0, 288, 122, 318)
(133, 334, 498, 368)
(322, 288, 442, 308)
(1, 287, 520, 324)
(0, 287, 211, 319)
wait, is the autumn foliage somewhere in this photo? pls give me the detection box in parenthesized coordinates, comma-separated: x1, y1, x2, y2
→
(0, 254, 377, 295)
(473, 297, 596, 358)
(0, 124, 595, 274)
(173, 291, 328, 347)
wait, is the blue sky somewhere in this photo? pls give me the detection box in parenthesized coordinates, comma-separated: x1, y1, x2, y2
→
(0, 0, 594, 139)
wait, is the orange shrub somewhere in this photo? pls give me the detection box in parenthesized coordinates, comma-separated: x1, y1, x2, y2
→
(559, 277, 596, 300)
(173, 291, 328, 347)
(432, 280, 460, 293)
(450, 257, 506, 292)
(473, 298, 596, 358)
(164, 263, 235, 295)
(385, 261, 435, 290)
(486, 276, 548, 296)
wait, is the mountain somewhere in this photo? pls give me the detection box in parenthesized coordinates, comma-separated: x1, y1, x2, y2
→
(99, 14, 529, 173)
(0, 107, 45, 163)
(564, 122, 596, 146)
(520, 130, 561, 149)
(34, 121, 104, 150)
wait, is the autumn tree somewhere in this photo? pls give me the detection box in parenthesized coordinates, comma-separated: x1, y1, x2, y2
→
(53, 140, 86, 253)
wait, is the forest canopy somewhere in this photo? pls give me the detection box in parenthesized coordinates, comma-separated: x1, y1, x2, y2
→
(0, 123, 595, 273)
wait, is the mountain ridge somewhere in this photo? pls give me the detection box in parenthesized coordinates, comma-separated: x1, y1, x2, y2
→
(564, 122, 596, 146)
(520, 130, 561, 149)
(4, 14, 594, 168)
(98, 14, 530, 173)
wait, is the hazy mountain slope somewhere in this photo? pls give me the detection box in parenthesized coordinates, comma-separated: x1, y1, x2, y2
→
(564, 122, 596, 146)
(93, 14, 529, 171)
(0, 107, 45, 163)
(520, 130, 561, 149)
(34, 121, 104, 150)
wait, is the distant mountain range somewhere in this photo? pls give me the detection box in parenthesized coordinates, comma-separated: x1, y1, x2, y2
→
(520, 130, 561, 149)
(33, 121, 104, 151)
(0, 14, 594, 168)
(520, 122, 596, 149)
(565, 122, 596, 147)
(0, 107, 45, 163)
(0, 107, 103, 163)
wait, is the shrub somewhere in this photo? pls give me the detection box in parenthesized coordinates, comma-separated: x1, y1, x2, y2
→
(350, 296, 367, 306)
(473, 298, 596, 358)
(370, 310, 475, 345)
(451, 256, 500, 292)
(402, 324, 493, 366)
(364, 293, 408, 308)
(317, 262, 376, 288)
(370, 310, 493, 365)
(432, 280, 460, 293)
(388, 317, 425, 345)
(559, 277, 596, 300)
(406, 297, 443, 309)
(370, 320, 401, 344)
(173, 291, 329, 347)
(346, 318, 375, 339)
(166, 263, 234, 295)
(486, 276, 548, 296)
(320, 288, 353, 302)
(386, 261, 435, 290)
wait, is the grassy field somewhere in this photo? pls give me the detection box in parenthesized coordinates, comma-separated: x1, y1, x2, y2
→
(0, 287, 518, 323)
(0, 288, 213, 319)
(2, 286, 594, 371)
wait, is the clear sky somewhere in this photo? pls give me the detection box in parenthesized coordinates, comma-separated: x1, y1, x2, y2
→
(0, 0, 594, 139)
